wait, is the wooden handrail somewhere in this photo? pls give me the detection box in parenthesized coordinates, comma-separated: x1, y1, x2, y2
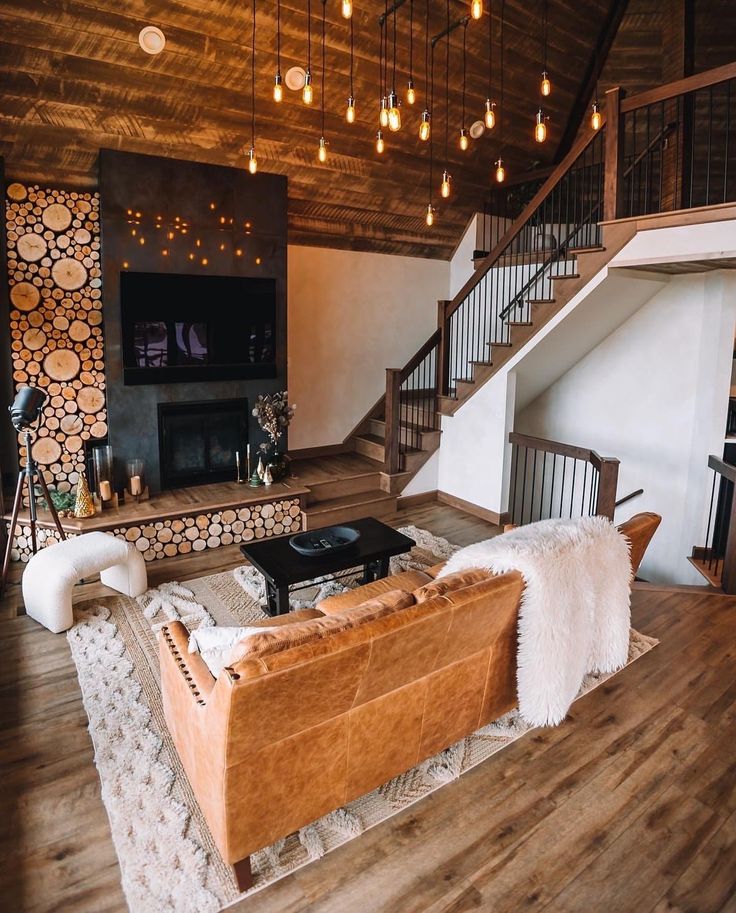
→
(509, 431, 602, 464)
(708, 454, 736, 484)
(399, 329, 441, 382)
(621, 61, 736, 113)
(445, 120, 607, 321)
(615, 488, 644, 508)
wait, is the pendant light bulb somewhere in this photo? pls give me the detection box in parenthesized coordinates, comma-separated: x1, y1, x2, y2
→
(591, 101, 602, 131)
(495, 158, 505, 182)
(273, 72, 283, 102)
(407, 79, 416, 105)
(419, 109, 431, 141)
(318, 136, 327, 162)
(379, 97, 389, 128)
(387, 92, 401, 132)
(346, 95, 356, 123)
(247, 147, 258, 175)
(440, 170, 451, 198)
(459, 128, 469, 151)
(471, 0, 483, 19)
(375, 129, 385, 154)
(484, 99, 496, 129)
(541, 71, 551, 97)
(341, 0, 353, 18)
(426, 204, 435, 227)
(303, 70, 313, 105)
(535, 109, 547, 143)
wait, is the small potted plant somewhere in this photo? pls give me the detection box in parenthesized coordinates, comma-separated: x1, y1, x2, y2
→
(252, 391, 296, 481)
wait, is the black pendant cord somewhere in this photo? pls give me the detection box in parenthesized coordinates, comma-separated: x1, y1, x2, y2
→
(424, 0, 430, 106)
(444, 0, 450, 166)
(384, 0, 389, 96)
(488, 0, 492, 97)
(349, 14, 354, 98)
(391, 2, 398, 94)
(251, 0, 256, 148)
(379, 18, 385, 104)
(429, 43, 435, 203)
(408, 0, 414, 89)
(306, 0, 312, 73)
(499, 0, 504, 142)
(320, 0, 326, 135)
(276, 0, 281, 76)
(543, 0, 548, 74)
(461, 18, 468, 131)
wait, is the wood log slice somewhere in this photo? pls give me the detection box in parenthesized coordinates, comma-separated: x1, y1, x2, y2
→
(68, 320, 91, 342)
(65, 435, 83, 453)
(76, 387, 104, 414)
(42, 203, 73, 232)
(51, 258, 88, 291)
(10, 282, 41, 312)
(17, 234, 48, 262)
(7, 183, 27, 202)
(60, 414, 83, 435)
(90, 421, 108, 438)
(31, 437, 62, 466)
(22, 328, 46, 351)
(44, 349, 81, 381)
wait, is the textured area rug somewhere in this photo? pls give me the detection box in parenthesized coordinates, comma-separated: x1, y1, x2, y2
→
(66, 525, 657, 913)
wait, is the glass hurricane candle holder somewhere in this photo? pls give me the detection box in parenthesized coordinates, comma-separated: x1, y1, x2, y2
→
(126, 459, 147, 502)
(92, 444, 114, 501)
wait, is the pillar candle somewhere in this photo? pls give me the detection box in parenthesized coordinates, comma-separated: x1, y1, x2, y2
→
(99, 480, 112, 501)
(130, 475, 142, 496)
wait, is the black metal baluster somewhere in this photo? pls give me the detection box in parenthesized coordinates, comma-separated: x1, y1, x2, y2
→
(569, 459, 577, 518)
(529, 448, 538, 524)
(520, 445, 529, 526)
(706, 86, 713, 205)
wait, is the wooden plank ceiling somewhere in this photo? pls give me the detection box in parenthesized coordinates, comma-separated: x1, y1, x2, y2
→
(0, 0, 679, 258)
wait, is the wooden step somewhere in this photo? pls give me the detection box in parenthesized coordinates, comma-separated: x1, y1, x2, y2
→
(354, 433, 386, 462)
(369, 419, 442, 453)
(567, 245, 605, 255)
(303, 489, 397, 529)
(306, 470, 383, 505)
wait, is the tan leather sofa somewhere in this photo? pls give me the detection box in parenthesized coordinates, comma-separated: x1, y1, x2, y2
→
(159, 511, 660, 890)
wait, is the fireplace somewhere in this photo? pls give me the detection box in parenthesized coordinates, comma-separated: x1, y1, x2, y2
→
(158, 398, 248, 490)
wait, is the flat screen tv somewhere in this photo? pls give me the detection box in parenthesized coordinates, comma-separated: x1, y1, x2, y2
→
(120, 271, 277, 385)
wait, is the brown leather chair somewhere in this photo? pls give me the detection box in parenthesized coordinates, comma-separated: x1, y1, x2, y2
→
(159, 511, 660, 890)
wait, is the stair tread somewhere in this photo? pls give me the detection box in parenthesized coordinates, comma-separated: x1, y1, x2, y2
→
(305, 489, 396, 514)
(356, 433, 385, 445)
(508, 320, 533, 326)
(552, 272, 580, 280)
(527, 298, 556, 304)
(567, 245, 605, 253)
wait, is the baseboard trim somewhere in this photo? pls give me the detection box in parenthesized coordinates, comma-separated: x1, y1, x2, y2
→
(288, 442, 353, 460)
(437, 490, 509, 526)
(396, 490, 439, 510)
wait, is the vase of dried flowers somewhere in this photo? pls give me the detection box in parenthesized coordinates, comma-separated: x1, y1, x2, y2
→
(252, 391, 296, 482)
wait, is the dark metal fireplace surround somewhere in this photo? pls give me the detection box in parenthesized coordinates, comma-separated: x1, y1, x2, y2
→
(158, 398, 248, 490)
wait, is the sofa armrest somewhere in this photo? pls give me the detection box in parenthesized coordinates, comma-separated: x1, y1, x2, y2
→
(248, 608, 325, 627)
(159, 620, 216, 704)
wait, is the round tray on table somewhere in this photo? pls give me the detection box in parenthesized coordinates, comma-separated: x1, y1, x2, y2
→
(288, 525, 361, 557)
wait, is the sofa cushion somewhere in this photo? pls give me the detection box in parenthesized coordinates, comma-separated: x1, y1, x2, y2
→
(318, 570, 431, 615)
(413, 568, 491, 603)
(230, 589, 416, 664)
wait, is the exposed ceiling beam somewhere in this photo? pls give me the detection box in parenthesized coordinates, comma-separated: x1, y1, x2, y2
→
(553, 0, 631, 163)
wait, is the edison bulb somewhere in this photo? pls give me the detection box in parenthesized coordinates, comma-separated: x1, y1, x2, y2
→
(303, 71, 313, 105)
(318, 137, 327, 162)
(541, 71, 551, 97)
(471, 0, 483, 19)
(535, 109, 547, 143)
(419, 110, 431, 141)
(591, 102, 602, 131)
(495, 158, 505, 182)
(388, 94, 401, 131)
(273, 73, 283, 102)
(379, 97, 389, 128)
(341, 0, 353, 18)
(346, 96, 356, 123)
(426, 204, 435, 227)
(407, 79, 416, 105)
(459, 128, 469, 151)
(247, 147, 257, 174)
(376, 129, 385, 154)
(440, 170, 451, 198)
(484, 99, 496, 129)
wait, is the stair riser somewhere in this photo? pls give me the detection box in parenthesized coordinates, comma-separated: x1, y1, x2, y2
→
(306, 473, 383, 504)
(304, 497, 397, 529)
(354, 436, 386, 462)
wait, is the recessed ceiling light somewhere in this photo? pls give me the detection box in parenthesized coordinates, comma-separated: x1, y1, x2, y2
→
(469, 120, 485, 139)
(139, 26, 166, 55)
(285, 66, 307, 91)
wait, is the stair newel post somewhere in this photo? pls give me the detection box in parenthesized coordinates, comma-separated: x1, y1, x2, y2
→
(603, 86, 626, 222)
(384, 368, 402, 475)
(594, 457, 620, 521)
(719, 488, 736, 595)
(437, 299, 451, 397)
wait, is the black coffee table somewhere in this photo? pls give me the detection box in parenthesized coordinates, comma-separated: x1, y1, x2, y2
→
(239, 516, 415, 616)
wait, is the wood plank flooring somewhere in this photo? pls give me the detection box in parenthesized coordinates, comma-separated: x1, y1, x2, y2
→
(1, 503, 734, 913)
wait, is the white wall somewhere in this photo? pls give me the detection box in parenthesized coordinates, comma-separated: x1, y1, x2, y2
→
(287, 245, 449, 450)
(516, 271, 736, 585)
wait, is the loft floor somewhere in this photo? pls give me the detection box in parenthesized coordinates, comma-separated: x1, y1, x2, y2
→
(1, 502, 734, 913)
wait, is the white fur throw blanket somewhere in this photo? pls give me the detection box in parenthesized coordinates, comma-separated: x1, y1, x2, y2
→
(437, 516, 632, 726)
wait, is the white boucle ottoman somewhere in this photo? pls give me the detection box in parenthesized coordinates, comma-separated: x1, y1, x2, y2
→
(22, 531, 148, 633)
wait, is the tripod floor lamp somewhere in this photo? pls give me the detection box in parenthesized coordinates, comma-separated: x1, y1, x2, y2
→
(1, 386, 66, 594)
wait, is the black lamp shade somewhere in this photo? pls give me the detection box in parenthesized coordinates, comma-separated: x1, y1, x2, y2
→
(9, 386, 47, 431)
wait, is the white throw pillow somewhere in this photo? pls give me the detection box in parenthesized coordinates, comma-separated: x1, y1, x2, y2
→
(189, 624, 278, 678)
